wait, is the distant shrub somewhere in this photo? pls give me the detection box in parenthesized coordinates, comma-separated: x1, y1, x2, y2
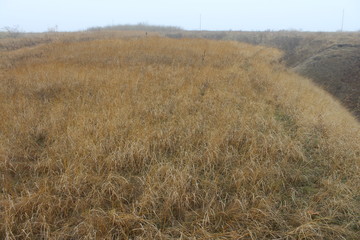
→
(87, 23, 183, 33)
(47, 25, 58, 33)
(2, 25, 22, 38)
(165, 33, 184, 39)
(206, 31, 227, 40)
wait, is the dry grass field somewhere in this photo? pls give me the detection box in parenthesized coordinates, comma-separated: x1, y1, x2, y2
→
(172, 30, 360, 119)
(1, 33, 360, 239)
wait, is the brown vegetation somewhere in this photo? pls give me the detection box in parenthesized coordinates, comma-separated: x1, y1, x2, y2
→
(171, 31, 360, 119)
(1, 34, 360, 239)
(175, 31, 360, 66)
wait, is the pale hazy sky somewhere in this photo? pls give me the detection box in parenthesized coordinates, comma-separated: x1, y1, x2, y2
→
(1, 0, 359, 32)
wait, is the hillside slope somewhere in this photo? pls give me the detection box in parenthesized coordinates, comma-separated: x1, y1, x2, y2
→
(175, 31, 360, 118)
(1, 36, 360, 239)
(294, 44, 360, 118)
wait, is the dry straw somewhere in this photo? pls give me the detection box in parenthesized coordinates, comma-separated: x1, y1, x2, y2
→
(0, 34, 359, 239)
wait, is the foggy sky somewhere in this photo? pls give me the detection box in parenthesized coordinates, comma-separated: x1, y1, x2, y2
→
(1, 0, 359, 32)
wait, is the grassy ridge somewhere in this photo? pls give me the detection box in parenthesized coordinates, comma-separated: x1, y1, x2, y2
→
(1, 36, 360, 239)
(169, 31, 360, 119)
(175, 31, 360, 65)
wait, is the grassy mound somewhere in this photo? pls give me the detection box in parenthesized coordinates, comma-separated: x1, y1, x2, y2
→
(1, 36, 359, 239)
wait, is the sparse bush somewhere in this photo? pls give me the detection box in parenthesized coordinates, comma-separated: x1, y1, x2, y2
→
(47, 25, 58, 33)
(2, 25, 22, 38)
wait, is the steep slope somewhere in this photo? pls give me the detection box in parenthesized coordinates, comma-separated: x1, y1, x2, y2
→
(294, 44, 360, 118)
(1, 36, 359, 239)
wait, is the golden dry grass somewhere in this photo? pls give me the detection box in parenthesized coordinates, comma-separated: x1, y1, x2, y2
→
(1, 34, 360, 239)
(177, 31, 360, 119)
